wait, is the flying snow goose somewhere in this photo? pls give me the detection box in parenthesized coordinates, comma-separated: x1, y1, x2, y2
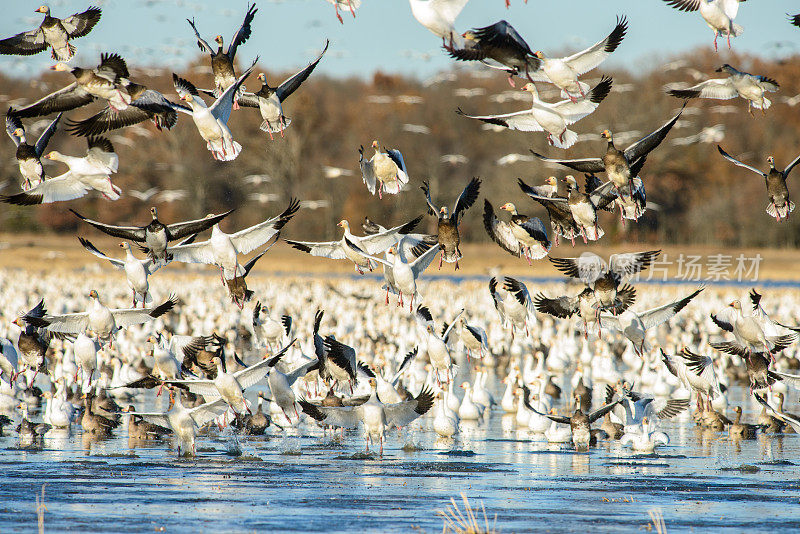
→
(65, 83, 191, 137)
(359, 140, 411, 199)
(717, 146, 800, 221)
(710, 300, 798, 355)
(70, 206, 233, 264)
(265, 349, 319, 422)
(489, 276, 536, 337)
(324, 0, 361, 24)
(442, 317, 489, 360)
(317, 336, 358, 392)
(135, 392, 229, 455)
(0, 5, 101, 61)
(612, 382, 689, 432)
(299, 377, 434, 454)
(0, 338, 18, 384)
(661, 0, 744, 51)
(347, 238, 440, 310)
(237, 41, 328, 139)
(483, 199, 550, 263)
(5, 110, 61, 189)
(528, 16, 627, 101)
(78, 239, 163, 307)
(421, 177, 480, 269)
(534, 285, 635, 338)
(172, 58, 257, 161)
(516, 178, 580, 246)
(252, 302, 292, 352)
(285, 215, 422, 274)
(23, 290, 177, 344)
(620, 417, 670, 452)
(416, 305, 463, 384)
(456, 77, 613, 149)
(668, 65, 779, 116)
(661, 348, 723, 409)
(409, 0, 469, 46)
(168, 340, 295, 415)
(531, 109, 682, 194)
(357, 349, 419, 404)
(448, 20, 541, 86)
(10, 300, 50, 382)
(186, 3, 257, 106)
(180, 335, 226, 379)
(0, 136, 119, 205)
(549, 250, 660, 313)
(223, 239, 276, 309)
(168, 198, 298, 282)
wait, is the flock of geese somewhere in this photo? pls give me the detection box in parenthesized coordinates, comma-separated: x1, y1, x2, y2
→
(1, 2, 800, 459)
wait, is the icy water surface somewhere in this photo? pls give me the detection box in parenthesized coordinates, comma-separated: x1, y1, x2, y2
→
(1, 388, 799, 533)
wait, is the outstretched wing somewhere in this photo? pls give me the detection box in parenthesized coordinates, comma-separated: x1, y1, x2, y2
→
(227, 3, 258, 60)
(563, 16, 628, 75)
(717, 145, 767, 177)
(277, 40, 329, 102)
(624, 107, 683, 162)
(451, 177, 481, 224)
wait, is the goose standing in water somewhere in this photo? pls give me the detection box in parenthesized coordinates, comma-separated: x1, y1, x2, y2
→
(172, 59, 257, 161)
(5, 111, 61, 190)
(668, 64, 779, 116)
(1, 136, 119, 205)
(755, 394, 800, 433)
(359, 140, 411, 199)
(483, 200, 551, 264)
(186, 4, 257, 107)
(0, 5, 101, 61)
(70, 206, 233, 264)
(456, 77, 613, 149)
(299, 378, 434, 454)
(661, 0, 744, 51)
(238, 41, 328, 139)
(717, 146, 800, 221)
(421, 177, 480, 269)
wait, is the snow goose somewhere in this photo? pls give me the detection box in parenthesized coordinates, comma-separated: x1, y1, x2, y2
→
(421, 176, 480, 269)
(662, 0, 744, 51)
(529, 16, 627, 101)
(458, 382, 483, 421)
(1, 136, 119, 205)
(180, 335, 226, 379)
(172, 58, 257, 161)
(325, 0, 361, 24)
(359, 140, 411, 198)
(516, 178, 580, 246)
(169, 340, 295, 415)
(169, 198, 298, 282)
(489, 276, 536, 337)
(186, 3, 257, 106)
(668, 64, 779, 115)
(524, 390, 619, 449)
(457, 77, 613, 149)
(620, 417, 670, 452)
(71, 206, 233, 264)
(534, 286, 635, 338)
(237, 41, 328, 139)
(448, 317, 489, 360)
(612, 383, 689, 433)
(252, 301, 292, 352)
(358, 348, 419, 404)
(136, 391, 229, 455)
(531, 109, 682, 195)
(483, 199, 550, 263)
(416, 305, 463, 384)
(24, 290, 177, 345)
(433, 391, 458, 438)
(267, 350, 322, 422)
(285, 215, 421, 274)
(10, 300, 50, 382)
(224, 239, 276, 309)
(599, 288, 703, 357)
(299, 377, 434, 454)
(0, 5, 101, 61)
(347, 238, 440, 310)
(409, 0, 469, 46)
(72, 332, 98, 386)
(78, 239, 162, 307)
(549, 251, 659, 315)
(448, 20, 541, 86)
(5, 110, 61, 189)
(717, 146, 800, 221)
(660, 348, 722, 410)
(0, 338, 19, 384)
(709, 300, 797, 355)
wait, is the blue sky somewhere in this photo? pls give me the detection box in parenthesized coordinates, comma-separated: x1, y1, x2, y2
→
(1, 0, 798, 80)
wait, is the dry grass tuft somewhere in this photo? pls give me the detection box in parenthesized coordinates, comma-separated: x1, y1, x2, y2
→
(647, 508, 667, 534)
(35, 484, 46, 534)
(438, 492, 498, 534)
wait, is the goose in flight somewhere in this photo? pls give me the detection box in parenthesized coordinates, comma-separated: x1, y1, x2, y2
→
(534, 285, 635, 338)
(668, 65, 779, 116)
(457, 77, 613, 149)
(23, 290, 177, 344)
(415, 305, 463, 384)
(409, 0, 469, 47)
(324, 0, 361, 24)
(359, 140, 411, 199)
(483, 199, 550, 264)
(661, 0, 744, 51)
(0, 5, 101, 61)
(172, 58, 257, 161)
(237, 41, 328, 139)
(0, 136, 119, 205)
(285, 215, 422, 274)
(489, 276, 536, 337)
(421, 177, 480, 269)
(717, 146, 800, 221)
(710, 300, 797, 356)
(299, 377, 434, 454)
(5, 110, 61, 190)
(186, 3, 257, 107)
(70, 206, 233, 264)
(531, 109, 682, 195)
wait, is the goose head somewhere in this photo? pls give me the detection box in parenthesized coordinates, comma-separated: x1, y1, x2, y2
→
(118, 242, 132, 252)
(461, 30, 477, 42)
(728, 300, 742, 311)
(12, 127, 25, 139)
(150, 206, 158, 219)
(371, 139, 381, 151)
(534, 51, 545, 60)
(214, 35, 224, 48)
(35, 5, 50, 15)
(500, 202, 517, 215)
(42, 150, 61, 161)
(337, 220, 350, 232)
(521, 82, 539, 98)
(546, 176, 557, 187)
(50, 62, 72, 73)
(767, 155, 775, 169)
(88, 289, 99, 300)
(601, 129, 613, 142)
(715, 64, 733, 73)
(564, 175, 578, 191)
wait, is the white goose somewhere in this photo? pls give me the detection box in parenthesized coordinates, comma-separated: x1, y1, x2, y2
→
(252, 302, 292, 351)
(620, 417, 670, 452)
(458, 381, 484, 421)
(409, 0, 469, 46)
(78, 239, 162, 307)
(359, 140, 411, 199)
(457, 77, 612, 149)
(72, 332, 98, 386)
(434, 391, 458, 438)
(489, 276, 536, 337)
(669, 64, 779, 115)
(416, 306, 463, 384)
(662, 0, 744, 51)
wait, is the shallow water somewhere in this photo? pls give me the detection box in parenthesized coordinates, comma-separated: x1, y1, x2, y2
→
(2, 386, 799, 533)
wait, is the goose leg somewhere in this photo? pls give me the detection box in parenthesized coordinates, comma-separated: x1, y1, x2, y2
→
(349, 0, 356, 17)
(335, 5, 343, 24)
(280, 117, 285, 138)
(507, 74, 516, 88)
(385, 286, 390, 305)
(397, 291, 403, 308)
(726, 31, 731, 50)
(713, 32, 718, 52)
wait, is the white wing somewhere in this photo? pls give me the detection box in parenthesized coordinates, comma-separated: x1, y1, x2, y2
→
(35, 312, 90, 334)
(459, 109, 544, 132)
(428, 0, 470, 24)
(563, 16, 627, 75)
(721, 0, 740, 20)
(168, 239, 218, 266)
(410, 243, 441, 276)
(640, 288, 703, 330)
(2, 173, 89, 205)
(550, 99, 599, 125)
(690, 79, 738, 100)
(189, 398, 230, 427)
